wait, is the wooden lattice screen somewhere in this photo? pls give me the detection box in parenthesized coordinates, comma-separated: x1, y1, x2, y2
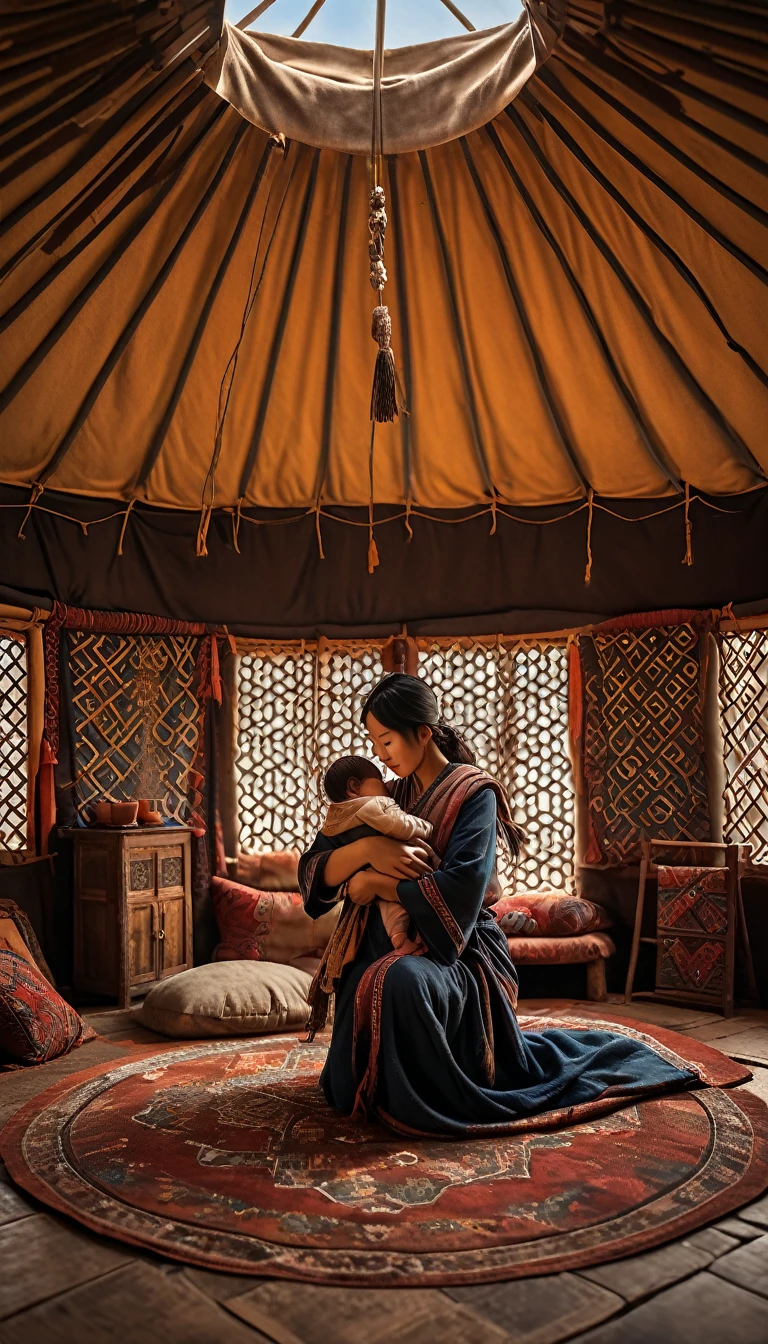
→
(720, 629, 768, 865)
(0, 635, 27, 849)
(236, 639, 574, 892)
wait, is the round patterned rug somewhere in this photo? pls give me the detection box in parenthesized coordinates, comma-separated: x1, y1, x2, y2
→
(3, 1014, 767, 1286)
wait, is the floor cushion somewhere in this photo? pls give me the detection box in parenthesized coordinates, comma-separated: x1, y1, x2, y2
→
(507, 931, 616, 965)
(496, 891, 611, 937)
(212, 877, 340, 965)
(139, 961, 314, 1038)
(0, 899, 54, 983)
(0, 950, 96, 1063)
(231, 850, 301, 892)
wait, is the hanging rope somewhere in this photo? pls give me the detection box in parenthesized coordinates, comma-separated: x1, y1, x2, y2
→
(584, 487, 594, 585)
(314, 497, 325, 561)
(682, 481, 693, 565)
(17, 482, 43, 541)
(116, 498, 135, 557)
(368, 422, 380, 573)
(369, 0, 398, 425)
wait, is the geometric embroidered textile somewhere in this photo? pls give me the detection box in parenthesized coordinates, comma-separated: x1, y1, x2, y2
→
(657, 866, 727, 936)
(2, 1018, 763, 1285)
(720, 629, 768, 865)
(67, 632, 203, 824)
(0, 636, 27, 849)
(656, 866, 729, 1002)
(0, 949, 95, 1063)
(580, 624, 711, 866)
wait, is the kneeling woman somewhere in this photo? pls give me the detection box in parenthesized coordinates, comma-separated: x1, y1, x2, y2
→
(299, 674, 696, 1135)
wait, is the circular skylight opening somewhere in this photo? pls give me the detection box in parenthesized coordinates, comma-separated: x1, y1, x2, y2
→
(224, 0, 523, 50)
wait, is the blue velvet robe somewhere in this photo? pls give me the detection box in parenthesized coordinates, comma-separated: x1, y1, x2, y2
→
(300, 768, 695, 1134)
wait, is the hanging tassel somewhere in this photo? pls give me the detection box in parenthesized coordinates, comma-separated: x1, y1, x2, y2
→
(368, 185, 398, 424)
(367, 533, 380, 573)
(370, 304, 397, 423)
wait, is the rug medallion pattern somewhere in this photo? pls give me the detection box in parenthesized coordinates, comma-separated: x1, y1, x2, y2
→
(3, 1015, 767, 1285)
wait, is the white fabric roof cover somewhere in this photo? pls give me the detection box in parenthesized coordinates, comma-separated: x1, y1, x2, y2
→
(203, 1, 565, 154)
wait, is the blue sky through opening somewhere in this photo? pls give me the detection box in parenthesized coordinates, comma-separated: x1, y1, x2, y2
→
(224, 1, 521, 49)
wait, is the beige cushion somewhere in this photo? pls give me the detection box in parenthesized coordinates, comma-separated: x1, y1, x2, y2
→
(231, 850, 301, 891)
(139, 961, 313, 1039)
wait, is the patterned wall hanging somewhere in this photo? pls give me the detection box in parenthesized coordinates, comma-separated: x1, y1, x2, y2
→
(40, 605, 221, 846)
(572, 612, 713, 867)
(66, 631, 202, 823)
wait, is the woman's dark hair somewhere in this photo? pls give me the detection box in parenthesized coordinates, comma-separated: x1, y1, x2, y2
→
(360, 674, 475, 764)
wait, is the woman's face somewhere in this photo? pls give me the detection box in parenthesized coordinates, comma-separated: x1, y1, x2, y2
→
(365, 712, 431, 778)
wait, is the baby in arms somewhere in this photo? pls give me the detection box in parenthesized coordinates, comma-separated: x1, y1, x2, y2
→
(322, 755, 432, 955)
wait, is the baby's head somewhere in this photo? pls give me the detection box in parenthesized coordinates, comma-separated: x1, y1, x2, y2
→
(323, 755, 389, 803)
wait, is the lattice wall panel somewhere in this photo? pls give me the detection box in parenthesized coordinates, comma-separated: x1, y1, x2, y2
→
(418, 641, 574, 891)
(237, 647, 318, 853)
(720, 630, 768, 864)
(0, 637, 27, 849)
(237, 640, 574, 892)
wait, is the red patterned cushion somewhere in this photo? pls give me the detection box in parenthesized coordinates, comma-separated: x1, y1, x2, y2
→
(212, 878, 340, 965)
(0, 951, 96, 1064)
(495, 891, 611, 937)
(508, 932, 616, 964)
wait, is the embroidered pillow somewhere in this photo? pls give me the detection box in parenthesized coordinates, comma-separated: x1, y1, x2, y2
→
(0, 899, 54, 983)
(0, 951, 96, 1064)
(495, 891, 611, 938)
(212, 877, 340, 965)
(232, 850, 301, 892)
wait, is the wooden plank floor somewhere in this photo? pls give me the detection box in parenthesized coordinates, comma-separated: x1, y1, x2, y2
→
(2, 997, 768, 1344)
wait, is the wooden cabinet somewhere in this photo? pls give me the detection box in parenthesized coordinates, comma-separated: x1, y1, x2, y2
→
(70, 826, 193, 1007)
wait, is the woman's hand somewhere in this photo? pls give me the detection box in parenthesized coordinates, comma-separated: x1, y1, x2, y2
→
(347, 870, 401, 905)
(364, 836, 437, 880)
(322, 836, 438, 888)
(346, 870, 379, 906)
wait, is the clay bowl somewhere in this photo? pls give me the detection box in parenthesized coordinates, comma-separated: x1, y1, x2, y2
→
(110, 801, 138, 827)
(94, 801, 112, 825)
(140, 810, 162, 826)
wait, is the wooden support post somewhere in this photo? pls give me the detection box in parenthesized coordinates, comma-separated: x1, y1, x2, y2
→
(625, 841, 649, 1003)
(586, 958, 607, 1002)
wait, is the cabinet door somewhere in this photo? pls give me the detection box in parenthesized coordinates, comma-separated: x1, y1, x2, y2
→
(126, 848, 156, 898)
(129, 900, 158, 985)
(157, 845, 184, 896)
(158, 896, 187, 978)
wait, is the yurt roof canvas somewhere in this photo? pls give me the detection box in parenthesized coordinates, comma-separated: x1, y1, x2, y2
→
(0, 0, 766, 633)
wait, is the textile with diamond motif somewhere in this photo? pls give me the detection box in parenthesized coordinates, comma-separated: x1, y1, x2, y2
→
(66, 630, 203, 823)
(578, 618, 711, 865)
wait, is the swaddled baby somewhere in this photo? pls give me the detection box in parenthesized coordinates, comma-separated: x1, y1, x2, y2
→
(322, 756, 431, 955)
